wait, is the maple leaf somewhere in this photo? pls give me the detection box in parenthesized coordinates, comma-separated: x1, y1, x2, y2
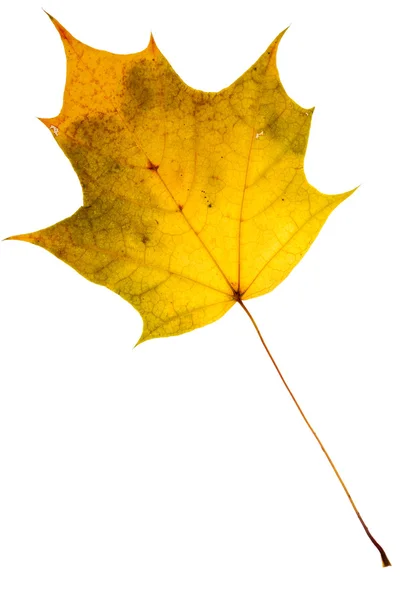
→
(10, 16, 351, 344)
(8, 15, 391, 567)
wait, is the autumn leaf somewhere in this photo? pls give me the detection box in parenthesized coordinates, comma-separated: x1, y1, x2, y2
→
(7, 14, 390, 567)
(9, 16, 352, 343)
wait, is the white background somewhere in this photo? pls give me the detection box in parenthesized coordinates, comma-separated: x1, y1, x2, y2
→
(1, 0, 399, 598)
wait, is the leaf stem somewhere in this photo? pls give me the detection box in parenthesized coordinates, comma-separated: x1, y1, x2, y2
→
(238, 298, 391, 568)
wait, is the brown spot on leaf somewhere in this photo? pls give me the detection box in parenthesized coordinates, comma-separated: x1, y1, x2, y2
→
(147, 159, 159, 171)
(124, 61, 155, 108)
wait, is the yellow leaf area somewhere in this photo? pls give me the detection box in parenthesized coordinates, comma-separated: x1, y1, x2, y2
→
(12, 16, 353, 342)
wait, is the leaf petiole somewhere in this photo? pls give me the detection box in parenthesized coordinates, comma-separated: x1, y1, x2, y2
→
(238, 299, 391, 568)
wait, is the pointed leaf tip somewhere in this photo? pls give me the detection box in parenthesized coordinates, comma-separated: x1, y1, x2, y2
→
(41, 8, 53, 19)
(43, 10, 74, 43)
(274, 25, 290, 45)
(260, 26, 290, 77)
(147, 32, 158, 55)
(4, 233, 30, 243)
